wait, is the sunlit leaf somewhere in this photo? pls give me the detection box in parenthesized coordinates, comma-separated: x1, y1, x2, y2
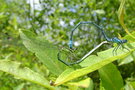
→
(123, 31, 135, 42)
(85, 78, 94, 90)
(0, 60, 54, 89)
(19, 30, 67, 76)
(67, 78, 91, 88)
(130, 82, 135, 89)
(125, 80, 135, 90)
(118, 51, 135, 66)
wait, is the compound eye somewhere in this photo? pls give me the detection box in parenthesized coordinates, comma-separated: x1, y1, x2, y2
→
(122, 39, 127, 43)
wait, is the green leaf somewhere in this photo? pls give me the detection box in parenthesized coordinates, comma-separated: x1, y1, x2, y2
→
(67, 78, 91, 88)
(118, 51, 135, 66)
(124, 31, 135, 42)
(117, 38, 135, 65)
(19, 30, 67, 76)
(0, 60, 54, 90)
(14, 83, 25, 90)
(118, 0, 135, 39)
(98, 63, 124, 90)
(85, 78, 94, 90)
(125, 80, 135, 90)
(130, 82, 135, 89)
(66, 78, 93, 90)
(54, 42, 135, 86)
(100, 82, 105, 90)
(67, 85, 78, 90)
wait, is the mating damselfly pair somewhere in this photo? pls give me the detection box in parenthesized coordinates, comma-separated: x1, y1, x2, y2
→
(57, 21, 129, 66)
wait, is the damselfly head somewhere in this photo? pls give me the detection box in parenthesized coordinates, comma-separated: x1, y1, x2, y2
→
(122, 39, 127, 43)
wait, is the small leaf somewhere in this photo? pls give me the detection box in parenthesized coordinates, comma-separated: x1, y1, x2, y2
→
(19, 30, 67, 76)
(92, 10, 105, 15)
(14, 83, 25, 90)
(125, 80, 135, 90)
(85, 78, 94, 90)
(67, 78, 91, 88)
(118, 51, 135, 66)
(0, 60, 54, 89)
(130, 82, 135, 89)
(98, 63, 124, 90)
(124, 31, 135, 42)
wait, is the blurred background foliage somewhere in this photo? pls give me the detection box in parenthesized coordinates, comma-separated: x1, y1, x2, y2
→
(0, 0, 135, 89)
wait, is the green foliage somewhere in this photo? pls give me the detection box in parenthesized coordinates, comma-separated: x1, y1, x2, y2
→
(19, 30, 67, 76)
(0, 60, 54, 89)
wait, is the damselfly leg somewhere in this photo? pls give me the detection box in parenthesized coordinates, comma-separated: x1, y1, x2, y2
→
(112, 44, 121, 56)
(121, 44, 130, 51)
(112, 43, 130, 56)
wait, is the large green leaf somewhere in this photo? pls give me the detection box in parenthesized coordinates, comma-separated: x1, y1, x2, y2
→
(0, 60, 54, 90)
(98, 63, 124, 90)
(54, 42, 135, 86)
(19, 30, 67, 76)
